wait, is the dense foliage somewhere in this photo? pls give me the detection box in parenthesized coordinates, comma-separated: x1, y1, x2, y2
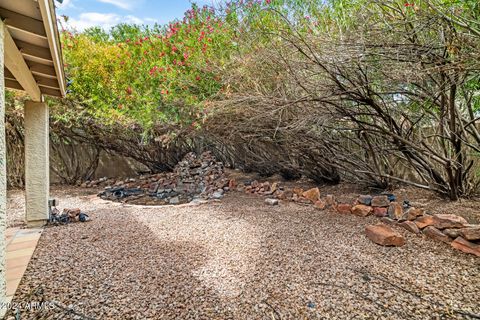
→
(6, 0, 480, 198)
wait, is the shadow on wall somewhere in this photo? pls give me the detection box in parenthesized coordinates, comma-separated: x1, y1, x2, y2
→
(50, 149, 149, 184)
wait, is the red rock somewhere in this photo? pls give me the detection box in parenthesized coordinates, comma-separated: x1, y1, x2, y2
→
(373, 207, 388, 217)
(432, 214, 467, 229)
(451, 237, 480, 257)
(423, 226, 451, 243)
(365, 223, 405, 247)
(351, 204, 372, 217)
(399, 221, 420, 234)
(414, 215, 434, 229)
(314, 200, 326, 210)
(336, 204, 352, 214)
(371, 195, 390, 207)
(388, 202, 403, 220)
(302, 187, 321, 203)
(459, 226, 480, 241)
(402, 207, 424, 221)
(356, 195, 372, 206)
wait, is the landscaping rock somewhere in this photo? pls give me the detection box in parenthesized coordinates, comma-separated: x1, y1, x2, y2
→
(336, 204, 352, 214)
(356, 195, 372, 206)
(302, 187, 320, 203)
(402, 207, 424, 221)
(371, 195, 390, 207)
(265, 198, 279, 206)
(325, 195, 336, 207)
(293, 188, 304, 197)
(373, 207, 388, 217)
(423, 226, 451, 243)
(458, 226, 480, 241)
(432, 214, 467, 229)
(443, 228, 461, 239)
(211, 190, 224, 199)
(414, 215, 435, 229)
(365, 223, 405, 247)
(399, 221, 420, 234)
(98, 151, 227, 205)
(169, 196, 180, 205)
(451, 237, 480, 257)
(314, 200, 326, 210)
(380, 217, 397, 226)
(388, 202, 403, 220)
(351, 204, 372, 217)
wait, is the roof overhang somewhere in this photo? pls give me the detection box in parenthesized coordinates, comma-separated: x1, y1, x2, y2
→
(1, 0, 66, 101)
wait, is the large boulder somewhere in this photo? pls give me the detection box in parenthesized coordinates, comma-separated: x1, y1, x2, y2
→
(432, 214, 468, 229)
(302, 187, 320, 203)
(451, 237, 480, 257)
(352, 204, 373, 217)
(423, 226, 451, 243)
(365, 223, 405, 247)
(371, 195, 390, 207)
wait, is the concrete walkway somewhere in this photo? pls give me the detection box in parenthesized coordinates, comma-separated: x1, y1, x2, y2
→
(5, 228, 42, 301)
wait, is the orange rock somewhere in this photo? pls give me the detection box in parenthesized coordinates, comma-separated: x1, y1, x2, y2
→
(302, 187, 321, 203)
(293, 188, 304, 197)
(423, 226, 451, 243)
(336, 204, 352, 214)
(388, 202, 403, 220)
(414, 215, 435, 229)
(373, 207, 388, 217)
(451, 237, 480, 257)
(351, 204, 372, 217)
(365, 223, 405, 247)
(432, 214, 468, 229)
(399, 221, 420, 234)
(314, 200, 326, 210)
(325, 195, 336, 208)
(402, 207, 425, 221)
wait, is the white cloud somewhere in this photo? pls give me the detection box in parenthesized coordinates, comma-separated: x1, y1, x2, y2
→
(97, 0, 133, 10)
(67, 12, 145, 31)
(56, 0, 76, 9)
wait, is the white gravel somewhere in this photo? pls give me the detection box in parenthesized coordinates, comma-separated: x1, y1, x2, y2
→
(5, 188, 480, 319)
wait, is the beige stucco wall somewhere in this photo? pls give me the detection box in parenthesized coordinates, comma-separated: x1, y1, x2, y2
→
(24, 101, 49, 227)
(0, 21, 8, 317)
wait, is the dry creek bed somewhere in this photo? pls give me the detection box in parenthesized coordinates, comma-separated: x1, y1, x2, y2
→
(5, 187, 480, 319)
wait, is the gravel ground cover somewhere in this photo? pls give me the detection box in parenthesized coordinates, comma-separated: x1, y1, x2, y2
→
(5, 188, 480, 319)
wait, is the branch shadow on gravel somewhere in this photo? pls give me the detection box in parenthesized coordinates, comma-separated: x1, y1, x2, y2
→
(6, 209, 232, 319)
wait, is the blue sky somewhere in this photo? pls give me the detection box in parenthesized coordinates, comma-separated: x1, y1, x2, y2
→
(56, 0, 219, 31)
